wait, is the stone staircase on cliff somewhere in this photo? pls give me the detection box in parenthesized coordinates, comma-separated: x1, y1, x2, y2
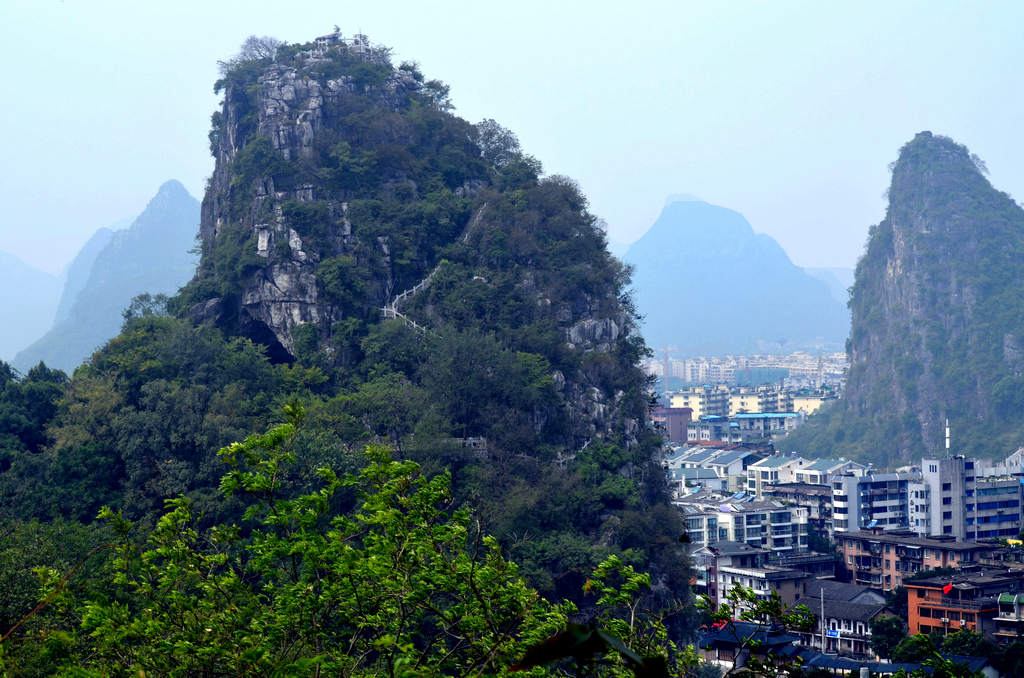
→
(380, 203, 488, 332)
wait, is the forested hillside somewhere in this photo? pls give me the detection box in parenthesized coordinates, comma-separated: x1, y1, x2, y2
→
(0, 32, 691, 673)
(782, 132, 1024, 464)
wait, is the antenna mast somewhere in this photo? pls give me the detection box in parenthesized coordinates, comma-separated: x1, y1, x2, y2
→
(945, 418, 950, 457)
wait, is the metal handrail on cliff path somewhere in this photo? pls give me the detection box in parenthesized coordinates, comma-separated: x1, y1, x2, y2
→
(380, 203, 489, 333)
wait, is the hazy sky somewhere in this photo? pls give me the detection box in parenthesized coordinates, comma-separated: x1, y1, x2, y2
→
(3, 0, 1024, 275)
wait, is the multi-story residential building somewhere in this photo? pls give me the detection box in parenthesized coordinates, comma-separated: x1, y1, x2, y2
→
(691, 541, 810, 610)
(732, 412, 802, 442)
(650, 406, 691, 443)
(920, 457, 970, 539)
(794, 596, 895, 658)
(832, 471, 918, 533)
(669, 385, 731, 419)
(664, 444, 769, 493)
(702, 447, 771, 492)
(691, 541, 765, 605)
(994, 592, 1024, 643)
(727, 385, 788, 415)
(905, 568, 1024, 637)
(772, 550, 836, 579)
(803, 579, 886, 606)
(793, 458, 865, 485)
(747, 455, 810, 498)
(688, 416, 739, 443)
(970, 477, 1023, 540)
(916, 456, 1024, 540)
(729, 388, 762, 415)
(764, 482, 834, 538)
(643, 353, 849, 391)
(676, 499, 809, 555)
(668, 467, 728, 497)
(837, 530, 995, 591)
(791, 393, 832, 415)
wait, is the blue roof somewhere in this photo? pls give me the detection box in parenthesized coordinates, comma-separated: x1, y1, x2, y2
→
(802, 458, 849, 472)
(752, 455, 802, 469)
(798, 650, 990, 675)
(732, 412, 800, 419)
(707, 448, 758, 466)
(683, 448, 720, 463)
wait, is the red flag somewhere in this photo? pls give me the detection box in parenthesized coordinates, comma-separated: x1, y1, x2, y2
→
(943, 582, 953, 595)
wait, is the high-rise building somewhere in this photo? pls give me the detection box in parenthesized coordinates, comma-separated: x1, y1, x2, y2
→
(918, 456, 1024, 540)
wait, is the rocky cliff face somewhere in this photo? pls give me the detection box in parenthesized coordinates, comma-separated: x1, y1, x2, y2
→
(790, 132, 1024, 463)
(181, 36, 649, 448)
(193, 54, 421, 360)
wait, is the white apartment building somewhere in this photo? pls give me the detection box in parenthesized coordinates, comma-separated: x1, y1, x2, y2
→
(832, 471, 918, 533)
(677, 499, 810, 555)
(916, 455, 1024, 540)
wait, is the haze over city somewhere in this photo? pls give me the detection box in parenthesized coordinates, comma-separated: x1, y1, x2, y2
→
(4, 0, 1024, 274)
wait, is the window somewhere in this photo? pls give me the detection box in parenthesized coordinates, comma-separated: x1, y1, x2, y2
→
(930, 465, 938, 473)
(943, 512, 952, 519)
(942, 497, 952, 505)
(942, 482, 951, 491)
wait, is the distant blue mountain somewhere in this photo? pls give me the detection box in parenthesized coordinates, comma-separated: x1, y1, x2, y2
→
(52, 226, 116, 326)
(14, 181, 199, 373)
(0, 253, 61, 363)
(803, 266, 854, 306)
(623, 198, 850, 354)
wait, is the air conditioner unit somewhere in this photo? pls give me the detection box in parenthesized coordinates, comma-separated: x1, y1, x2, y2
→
(941, 617, 950, 623)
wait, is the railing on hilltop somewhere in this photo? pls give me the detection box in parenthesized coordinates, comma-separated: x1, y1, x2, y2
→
(379, 203, 488, 333)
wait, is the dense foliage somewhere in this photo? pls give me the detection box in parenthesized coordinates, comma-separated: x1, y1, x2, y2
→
(0, 411, 701, 677)
(0, 32, 689, 668)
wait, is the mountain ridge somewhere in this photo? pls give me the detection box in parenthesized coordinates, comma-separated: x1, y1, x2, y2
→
(0, 252, 61, 363)
(624, 199, 849, 353)
(783, 131, 1024, 463)
(13, 180, 199, 373)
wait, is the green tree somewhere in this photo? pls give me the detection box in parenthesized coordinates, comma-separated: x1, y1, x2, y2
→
(870, 615, 906, 660)
(695, 586, 816, 678)
(22, 404, 570, 676)
(892, 632, 944, 662)
(939, 629, 996, 657)
(892, 633, 984, 678)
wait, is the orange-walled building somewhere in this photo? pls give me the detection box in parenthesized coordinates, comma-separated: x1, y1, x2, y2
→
(905, 568, 1024, 637)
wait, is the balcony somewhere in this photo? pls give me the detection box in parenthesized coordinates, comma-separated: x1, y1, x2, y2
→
(922, 597, 999, 611)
